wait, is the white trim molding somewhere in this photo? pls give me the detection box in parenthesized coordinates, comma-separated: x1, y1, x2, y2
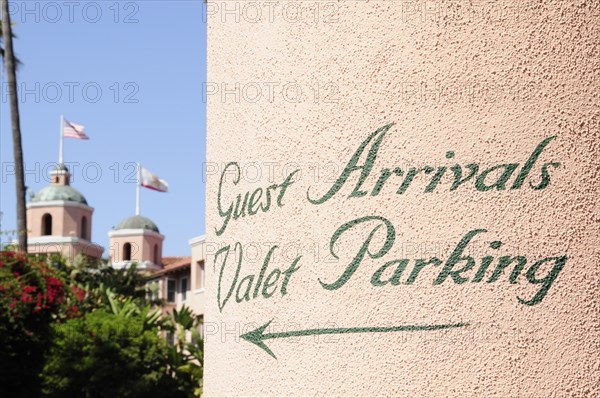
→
(111, 260, 162, 271)
(188, 235, 205, 246)
(27, 200, 94, 212)
(29, 235, 101, 247)
(27, 236, 104, 254)
(108, 228, 165, 240)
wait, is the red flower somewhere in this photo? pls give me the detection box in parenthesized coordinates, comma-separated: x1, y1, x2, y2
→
(45, 277, 62, 286)
(66, 305, 79, 318)
(23, 286, 37, 294)
(20, 294, 33, 303)
(45, 276, 65, 305)
(70, 286, 86, 301)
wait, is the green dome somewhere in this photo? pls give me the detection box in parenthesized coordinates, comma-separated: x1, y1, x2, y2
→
(115, 215, 160, 233)
(53, 164, 70, 172)
(31, 185, 87, 205)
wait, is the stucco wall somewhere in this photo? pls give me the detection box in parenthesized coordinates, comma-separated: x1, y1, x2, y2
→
(206, 1, 599, 396)
(27, 204, 91, 239)
(190, 238, 207, 314)
(108, 233, 163, 263)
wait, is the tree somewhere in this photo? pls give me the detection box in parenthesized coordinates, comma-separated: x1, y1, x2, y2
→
(42, 290, 202, 397)
(1, 0, 27, 252)
(41, 308, 185, 398)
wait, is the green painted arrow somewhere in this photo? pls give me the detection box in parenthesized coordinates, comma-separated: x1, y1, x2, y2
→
(241, 319, 469, 359)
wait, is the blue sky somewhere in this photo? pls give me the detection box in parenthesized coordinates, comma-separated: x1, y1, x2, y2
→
(0, 1, 206, 255)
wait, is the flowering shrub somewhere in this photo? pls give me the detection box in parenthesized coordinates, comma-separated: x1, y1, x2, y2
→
(0, 251, 82, 330)
(0, 251, 84, 398)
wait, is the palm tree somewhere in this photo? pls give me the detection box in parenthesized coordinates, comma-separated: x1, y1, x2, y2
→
(1, 0, 27, 252)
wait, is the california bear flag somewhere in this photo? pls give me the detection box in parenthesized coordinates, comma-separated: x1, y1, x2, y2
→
(140, 167, 168, 192)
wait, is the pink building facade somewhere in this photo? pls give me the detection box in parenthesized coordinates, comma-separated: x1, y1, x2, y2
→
(26, 165, 103, 259)
(25, 164, 205, 321)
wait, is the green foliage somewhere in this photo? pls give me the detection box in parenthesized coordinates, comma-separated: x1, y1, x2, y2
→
(52, 254, 147, 301)
(0, 251, 204, 397)
(166, 306, 204, 396)
(104, 288, 166, 331)
(41, 309, 186, 398)
(41, 294, 203, 398)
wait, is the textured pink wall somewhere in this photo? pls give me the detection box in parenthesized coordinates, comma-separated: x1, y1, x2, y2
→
(27, 205, 91, 239)
(206, 1, 599, 396)
(109, 234, 162, 263)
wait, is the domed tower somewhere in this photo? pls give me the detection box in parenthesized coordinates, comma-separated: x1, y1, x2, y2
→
(26, 164, 103, 260)
(108, 215, 164, 271)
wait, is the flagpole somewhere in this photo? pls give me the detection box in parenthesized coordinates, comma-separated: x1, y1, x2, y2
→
(136, 162, 141, 216)
(58, 115, 64, 164)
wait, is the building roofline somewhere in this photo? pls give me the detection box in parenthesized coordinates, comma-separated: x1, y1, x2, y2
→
(153, 262, 191, 276)
(188, 235, 205, 246)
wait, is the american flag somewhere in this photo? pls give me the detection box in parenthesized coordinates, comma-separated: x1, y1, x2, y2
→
(63, 118, 89, 140)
